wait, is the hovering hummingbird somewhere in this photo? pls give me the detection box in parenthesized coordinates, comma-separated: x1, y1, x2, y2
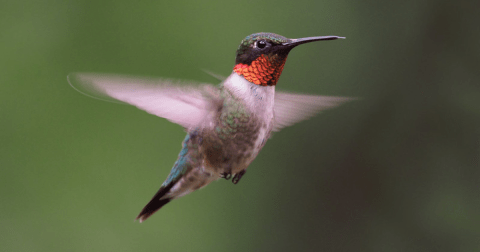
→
(68, 32, 351, 222)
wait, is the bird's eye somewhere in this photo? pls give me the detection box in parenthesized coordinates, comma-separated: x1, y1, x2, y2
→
(256, 40, 267, 49)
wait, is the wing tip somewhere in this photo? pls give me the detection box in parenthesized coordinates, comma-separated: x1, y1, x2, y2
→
(67, 72, 125, 104)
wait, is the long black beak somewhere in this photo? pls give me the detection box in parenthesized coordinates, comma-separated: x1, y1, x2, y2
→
(283, 36, 345, 48)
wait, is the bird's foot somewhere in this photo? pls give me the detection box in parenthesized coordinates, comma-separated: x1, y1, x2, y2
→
(220, 172, 232, 180)
(232, 170, 246, 184)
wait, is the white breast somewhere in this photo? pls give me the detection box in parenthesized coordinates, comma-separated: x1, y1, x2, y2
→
(223, 72, 275, 120)
(223, 72, 275, 162)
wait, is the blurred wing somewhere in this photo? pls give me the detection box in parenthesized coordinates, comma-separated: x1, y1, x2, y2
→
(202, 69, 226, 81)
(67, 73, 220, 129)
(273, 92, 353, 131)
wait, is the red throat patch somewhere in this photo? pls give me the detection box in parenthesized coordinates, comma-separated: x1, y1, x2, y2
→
(233, 54, 287, 86)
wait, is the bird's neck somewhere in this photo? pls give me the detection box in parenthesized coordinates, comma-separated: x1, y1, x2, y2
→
(222, 72, 276, 118)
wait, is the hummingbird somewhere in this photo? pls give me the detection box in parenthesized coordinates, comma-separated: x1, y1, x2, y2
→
(68, 32, 351, 223)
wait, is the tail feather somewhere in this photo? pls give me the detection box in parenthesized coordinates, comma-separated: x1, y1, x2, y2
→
(136, 182, 175, 223)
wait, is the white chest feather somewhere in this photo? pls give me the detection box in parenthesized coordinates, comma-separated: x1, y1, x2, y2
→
(223, 72, 275, 161)
(223, 72, 275, 121)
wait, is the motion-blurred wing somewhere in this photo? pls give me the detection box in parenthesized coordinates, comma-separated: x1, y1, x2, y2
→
(273, 92, 353, 132)
(202, 69, 226, 81)
(67, 73, 220, 129)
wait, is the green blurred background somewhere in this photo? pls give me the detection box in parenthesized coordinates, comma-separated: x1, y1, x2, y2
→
(1, 0, 479, 251)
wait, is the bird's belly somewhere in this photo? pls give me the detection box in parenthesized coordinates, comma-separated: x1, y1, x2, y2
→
(200, 123, 270, 176)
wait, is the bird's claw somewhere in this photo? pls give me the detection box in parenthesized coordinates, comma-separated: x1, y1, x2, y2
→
(220, 172, 232, 180)
(232, 170, 246, 184)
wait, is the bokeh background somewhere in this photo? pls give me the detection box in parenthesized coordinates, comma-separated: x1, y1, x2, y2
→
(1, 0, 479, 251)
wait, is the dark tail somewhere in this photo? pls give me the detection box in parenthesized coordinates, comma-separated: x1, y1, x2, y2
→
(136, 182, 175, 223)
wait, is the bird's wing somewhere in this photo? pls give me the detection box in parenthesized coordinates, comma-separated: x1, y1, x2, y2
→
(273, 91, 353, 132)
(67, 73, 220, 129)
(202, 69, 227, 81)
